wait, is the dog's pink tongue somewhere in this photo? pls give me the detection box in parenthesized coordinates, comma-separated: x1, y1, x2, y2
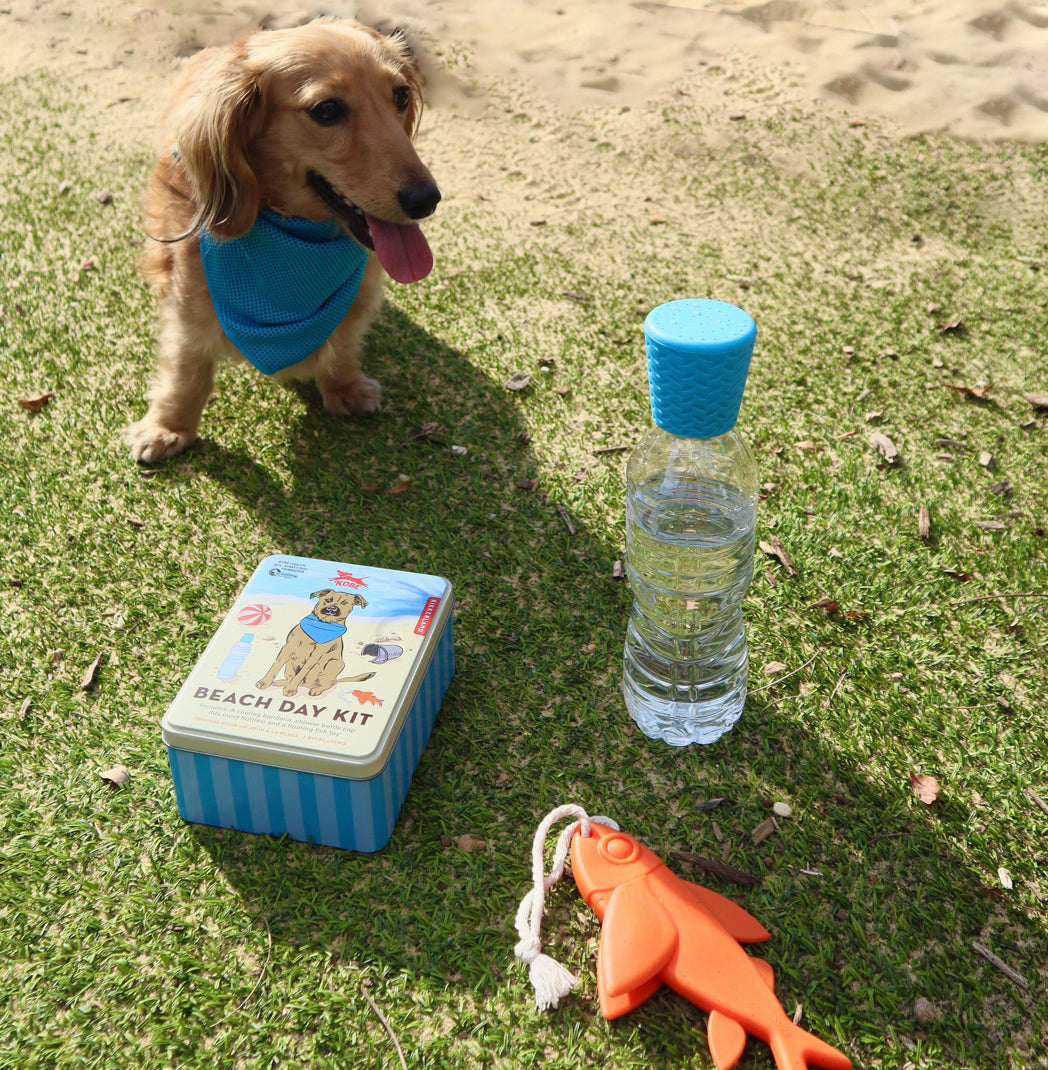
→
(365, 214, 433, 284)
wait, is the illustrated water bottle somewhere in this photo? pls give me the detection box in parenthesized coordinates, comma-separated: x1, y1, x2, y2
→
(217, 633, 254, 680)
(623, 299, 759, 746)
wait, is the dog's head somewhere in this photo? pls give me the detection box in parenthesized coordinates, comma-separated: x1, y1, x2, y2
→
(309, 588, 368, 624)
(172, 18, 439, 282)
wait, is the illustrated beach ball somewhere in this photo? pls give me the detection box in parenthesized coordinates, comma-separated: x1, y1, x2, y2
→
(237, 603, 272, 626)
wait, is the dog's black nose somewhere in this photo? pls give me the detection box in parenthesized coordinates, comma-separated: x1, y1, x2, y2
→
(398, 179, 441, 221)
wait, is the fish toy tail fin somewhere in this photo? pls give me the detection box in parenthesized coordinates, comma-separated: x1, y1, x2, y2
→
(770, 1022, 852, 1070)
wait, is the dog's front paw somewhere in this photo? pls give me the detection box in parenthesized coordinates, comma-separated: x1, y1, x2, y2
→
(320, 375, 382, 417)
(126, 418, 198, 463)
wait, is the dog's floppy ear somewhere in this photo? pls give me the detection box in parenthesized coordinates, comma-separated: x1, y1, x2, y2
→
(173, 47, 264, 240)
(352, 594, 369, 609)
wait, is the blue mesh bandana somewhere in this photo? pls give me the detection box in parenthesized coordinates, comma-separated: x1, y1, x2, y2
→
(199, 209, 370, 375)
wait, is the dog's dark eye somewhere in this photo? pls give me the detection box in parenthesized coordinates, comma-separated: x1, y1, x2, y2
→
(308, 99, 346, 126)
(393, 85, 410, 113)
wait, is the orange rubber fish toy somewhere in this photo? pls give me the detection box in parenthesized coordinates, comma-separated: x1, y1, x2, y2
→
(513, 806, 851, 1070)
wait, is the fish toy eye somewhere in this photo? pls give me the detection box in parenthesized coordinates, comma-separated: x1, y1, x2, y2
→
(597, 833, 642, 866)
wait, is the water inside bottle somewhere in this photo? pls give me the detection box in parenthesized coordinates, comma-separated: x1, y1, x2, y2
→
(623, 477, 755, 745)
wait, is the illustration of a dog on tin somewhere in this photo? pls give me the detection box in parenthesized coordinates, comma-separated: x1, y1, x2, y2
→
(257, 589, 376, 697)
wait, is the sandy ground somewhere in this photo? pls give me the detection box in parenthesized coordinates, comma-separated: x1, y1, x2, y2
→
(3, 0, 1048, 143)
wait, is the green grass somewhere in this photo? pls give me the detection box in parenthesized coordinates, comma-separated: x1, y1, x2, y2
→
(1, 69, 1047, 1069)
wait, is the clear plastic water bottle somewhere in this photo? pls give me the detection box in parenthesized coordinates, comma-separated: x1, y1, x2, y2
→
(623, 299, 759, 746)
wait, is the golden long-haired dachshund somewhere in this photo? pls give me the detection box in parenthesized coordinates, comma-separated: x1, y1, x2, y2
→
(127, 17, 440, 463)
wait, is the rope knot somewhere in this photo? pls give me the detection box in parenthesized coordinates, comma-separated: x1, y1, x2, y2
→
(513, 935, 542, 964)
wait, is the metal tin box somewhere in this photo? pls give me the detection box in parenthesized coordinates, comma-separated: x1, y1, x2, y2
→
(161, 555, 454, 851)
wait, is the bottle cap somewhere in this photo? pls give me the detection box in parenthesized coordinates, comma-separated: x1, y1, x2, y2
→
(644, 299, 756, 438)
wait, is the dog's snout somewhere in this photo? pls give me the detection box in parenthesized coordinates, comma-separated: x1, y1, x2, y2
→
(398, 179, 441, 221)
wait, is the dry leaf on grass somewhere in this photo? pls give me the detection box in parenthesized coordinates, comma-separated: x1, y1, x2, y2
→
(759, 535, 797, 575)
(943, 568, 972, 582)
(910, 771, 940, 804)
(18, 391, 55, 411)
(944, 381, 993, 399)
(504, 371, 531, 391)
(808, 596, 840, 612)
(99, 764, 130, 785)
(362, 478, 411, 495)
(405, 421, 441, 442)
(913, 998, 938, 1024)
(79, 651, 105, 691)
(763, 661, 790, 675)
(868, 431, 899, 464)
(1027, 394, 1048, 412)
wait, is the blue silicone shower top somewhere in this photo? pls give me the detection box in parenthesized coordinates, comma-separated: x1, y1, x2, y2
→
(643, 299, 756, 438)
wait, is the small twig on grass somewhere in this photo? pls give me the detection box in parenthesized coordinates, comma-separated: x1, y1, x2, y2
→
(361, 978, 409, 1070)
(972, 941, 1029, 989)
(1026, 787, 1048, 818)
(670, 850, 759, 887)
(827, 670, 847, 703)
(555, 503, 576, 536)
(949, 591, 1047, 606)
(225, 916, 274, 1062)
(749, 653, 819, 695)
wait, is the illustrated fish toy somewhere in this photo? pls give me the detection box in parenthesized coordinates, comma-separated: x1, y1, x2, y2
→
(513, 805, 851, 1070)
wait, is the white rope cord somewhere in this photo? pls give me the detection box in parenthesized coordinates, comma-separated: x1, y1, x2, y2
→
(513, 804, 618, 1010)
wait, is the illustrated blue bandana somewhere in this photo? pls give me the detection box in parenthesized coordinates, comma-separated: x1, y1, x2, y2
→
(299, 616, 348, 645)
(199, 209, 369, 375)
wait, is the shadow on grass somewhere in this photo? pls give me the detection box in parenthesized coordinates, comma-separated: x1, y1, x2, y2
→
(157, 306, 1040, 1067)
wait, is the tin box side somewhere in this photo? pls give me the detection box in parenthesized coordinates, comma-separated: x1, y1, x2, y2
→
(167, 612, 454, 851)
